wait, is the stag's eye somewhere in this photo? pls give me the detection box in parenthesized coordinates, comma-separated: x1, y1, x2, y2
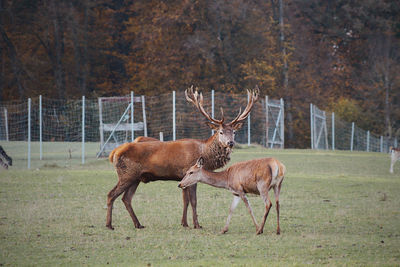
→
(189, 171, 193, 175)
(219, 131, 223, 135)
(233, 130, 236, 134)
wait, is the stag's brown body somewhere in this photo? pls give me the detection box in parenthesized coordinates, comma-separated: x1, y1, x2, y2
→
(106, 86, 258, 230)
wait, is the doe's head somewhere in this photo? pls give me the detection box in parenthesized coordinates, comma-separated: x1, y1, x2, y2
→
(178, 157, 204, 189)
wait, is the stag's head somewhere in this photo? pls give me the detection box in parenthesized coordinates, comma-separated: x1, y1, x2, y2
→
(185, 86, 259, 148)
(178, 157, 205, 189)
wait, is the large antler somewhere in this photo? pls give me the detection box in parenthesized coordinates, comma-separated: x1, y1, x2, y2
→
(185, 86, 225, 124)
(227, 86, 259, 126)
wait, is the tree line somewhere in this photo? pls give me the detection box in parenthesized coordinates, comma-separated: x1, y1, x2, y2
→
(1, 0, 399, 147)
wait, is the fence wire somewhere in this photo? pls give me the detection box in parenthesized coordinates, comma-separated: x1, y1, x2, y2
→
(312, 104, 396, 153)
(0, 91, 284, 169)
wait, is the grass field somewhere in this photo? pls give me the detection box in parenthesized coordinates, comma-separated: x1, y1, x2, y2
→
(0, 143, 399, 266)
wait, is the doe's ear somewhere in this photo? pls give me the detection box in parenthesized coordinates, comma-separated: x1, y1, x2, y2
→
(205, 121, 220, 130)
(196, 157, 204, 168)
(232, 122, 244, 130)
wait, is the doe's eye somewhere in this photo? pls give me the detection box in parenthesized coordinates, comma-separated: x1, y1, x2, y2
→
(219, 131, 223, 135)
(189, 171, 193, 175)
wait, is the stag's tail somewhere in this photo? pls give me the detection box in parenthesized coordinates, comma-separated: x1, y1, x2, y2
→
(109, 143, 133, 164)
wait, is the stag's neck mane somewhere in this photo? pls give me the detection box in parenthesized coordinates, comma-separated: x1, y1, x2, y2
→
(201, 134, 232, 171)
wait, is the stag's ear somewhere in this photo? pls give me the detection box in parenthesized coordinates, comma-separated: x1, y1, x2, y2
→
(232, 122, 244, 130)
(205, 121, 220, 130)
(196, 157, 204, 168)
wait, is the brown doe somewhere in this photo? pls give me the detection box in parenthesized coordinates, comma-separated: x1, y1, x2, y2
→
(106, 86, 259, 230)
(178, 157, 286, 235)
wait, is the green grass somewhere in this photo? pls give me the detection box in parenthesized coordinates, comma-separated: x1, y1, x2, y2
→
(0, 143, 399, 266)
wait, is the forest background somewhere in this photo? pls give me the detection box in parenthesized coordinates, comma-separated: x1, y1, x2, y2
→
(0, 0, 399, 148)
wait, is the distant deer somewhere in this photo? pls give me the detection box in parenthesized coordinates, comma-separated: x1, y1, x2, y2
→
(390, 147, 400, 173)
(106, 86, 259, 230)
(178, 157, 286, 235)
(0, 146, 12, 169)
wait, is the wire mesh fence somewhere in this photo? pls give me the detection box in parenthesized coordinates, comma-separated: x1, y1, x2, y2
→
(311, 104, 397, 153)
(0, 90, 284, 169)
(2, 94, 395, 170)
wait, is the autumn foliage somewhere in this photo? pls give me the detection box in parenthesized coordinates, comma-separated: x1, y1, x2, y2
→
(1, 0, 399, 147)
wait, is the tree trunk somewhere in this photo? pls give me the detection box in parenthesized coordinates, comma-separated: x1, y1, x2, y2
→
(51, 0, 66, 99)
(279, 0, 293, 145)
(0, 25, 25, 98)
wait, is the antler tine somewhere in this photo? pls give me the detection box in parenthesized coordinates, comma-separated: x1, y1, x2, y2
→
(186, 86, 223, 124)
(185, 85, 196, 104)
(228, 87, 259, 126)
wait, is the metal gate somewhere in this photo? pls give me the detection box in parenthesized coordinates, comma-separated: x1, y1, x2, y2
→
(265, 97, 284, 148)
(97, 93, 147, 157)
(310, 103, 328, 150)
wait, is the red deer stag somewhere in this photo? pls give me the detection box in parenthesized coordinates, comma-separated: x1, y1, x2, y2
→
(106, 86, 259, 230)
(178, 157, 286, 235)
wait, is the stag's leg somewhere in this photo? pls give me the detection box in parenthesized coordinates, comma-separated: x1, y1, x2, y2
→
(188, 184, 201, 229)
(239, 193, 259, 233)
(274, 182, 283, 235)
(122, 181, 144, 229)
(181, 188, 190, 227)
(221, 195, 241, 234)
(106, 182, 131, 230)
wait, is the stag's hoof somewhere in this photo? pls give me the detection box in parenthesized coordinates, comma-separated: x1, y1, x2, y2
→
(256, 228, 263, 235)
(181, 223, 189, 228)
(106, 225, 114, 230)
(136, 225, 145, 229)
(194, 224, 202, 229)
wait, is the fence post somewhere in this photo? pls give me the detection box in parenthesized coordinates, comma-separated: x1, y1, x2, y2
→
(350, 122, 355, 151)
(380, 136, 383, 152)
(159, 132, 164, 142)
(39, 95, 42, 160)
(367, 130, 370, 152)
(280, 98, 285, 148)
(82, 96, 85, 164)
(211, 89, 215, 136)
(265, 96, 269, 147)
(247, 92, 251, 146)
(173, 91, 176, 141)
(28, 98, 31, 169)
(131, 91, 134, 142)
(141, 95, 147, 137)
(310, 103, 314, 149)
(331, 112, 335, 150)
(323, 111, 328, 150)
(98, 98, 104, 149)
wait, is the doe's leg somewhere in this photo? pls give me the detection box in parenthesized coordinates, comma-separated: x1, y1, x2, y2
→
(240, 194, 259, 233)
(274, 182, 283, 235)
(188, 184, 202, 229)
(221, 195, 241, 234)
